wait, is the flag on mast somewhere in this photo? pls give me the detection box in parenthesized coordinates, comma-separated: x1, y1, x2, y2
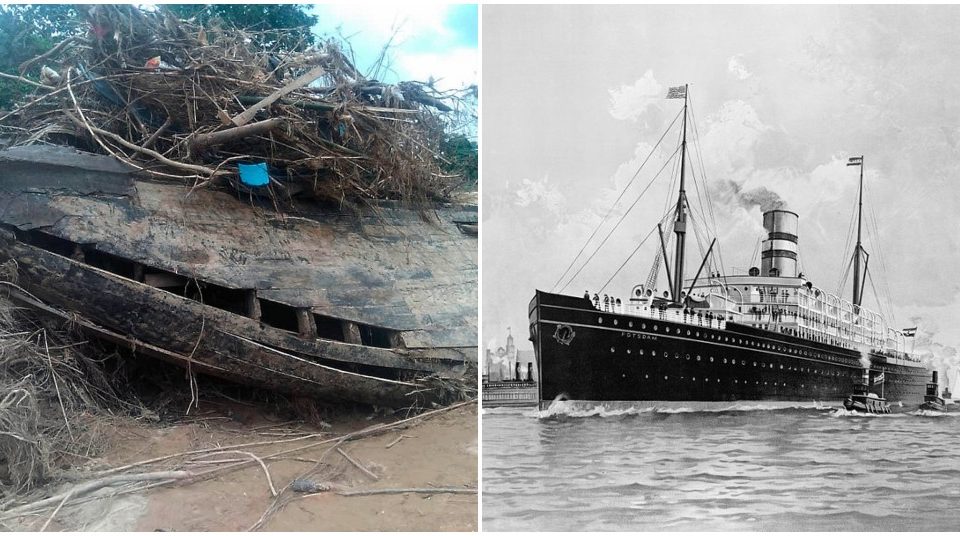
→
(847, 156, 863, 167)
(902, 327, 917, 337)
(874, 372, 885, 385)
(666, 85, 687, 99)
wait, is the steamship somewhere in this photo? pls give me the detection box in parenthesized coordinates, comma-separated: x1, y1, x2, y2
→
(529, 85, 930, 410)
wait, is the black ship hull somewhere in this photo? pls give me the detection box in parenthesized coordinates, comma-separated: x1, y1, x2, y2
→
(529, 290, 929, 410)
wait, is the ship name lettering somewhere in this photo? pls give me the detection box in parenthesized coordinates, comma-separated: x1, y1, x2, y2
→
(621, 332, 657, 341)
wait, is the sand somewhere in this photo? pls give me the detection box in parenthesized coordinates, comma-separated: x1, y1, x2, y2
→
(9, 401, 477, 532)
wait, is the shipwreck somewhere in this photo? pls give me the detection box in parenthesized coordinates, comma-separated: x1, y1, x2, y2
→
(0, 5, 478, 408)
(0, 146, 477, 407)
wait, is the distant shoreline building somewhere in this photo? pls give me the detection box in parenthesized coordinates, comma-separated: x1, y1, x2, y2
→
(483, 327, 538, 407)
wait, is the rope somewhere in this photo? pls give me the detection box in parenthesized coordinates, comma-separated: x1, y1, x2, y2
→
(688, 97, 729, 281)
(558, 145, 682, 293)
(598, 207, 674, 294)
(550, 108, 683, 291)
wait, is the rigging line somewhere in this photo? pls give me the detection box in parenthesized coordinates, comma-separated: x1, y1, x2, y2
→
(598, 206, 675, 294)
(559, 145, 683, 293)
(688, 97, 729, 281)
(866, 268, 887, 324)
(663, 110, 687, 218)
(688, 98, 721, 234)
(865, 202, 895, 326)
(748, 235, 760, 270)
(837, 248, 855, 299)
(550, 108, 684, 292)
(686, 157, 712, 246)
(835, 191, 860, 294)
(865, 184, 897, 325)
(660, 123, 685, 219)
(688, 210, 709, 265)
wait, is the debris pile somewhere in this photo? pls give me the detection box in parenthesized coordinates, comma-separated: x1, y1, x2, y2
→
(0, 5, 470, 205)
(0, 283, 127, 495)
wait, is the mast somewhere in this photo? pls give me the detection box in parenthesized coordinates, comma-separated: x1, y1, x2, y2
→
(848, 155, 865, 308)
(671, 84, 689, 303)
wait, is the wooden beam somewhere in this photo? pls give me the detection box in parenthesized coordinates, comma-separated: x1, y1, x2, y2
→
(190, 118, 284, 151)
(296, 308, 317, 339)
(246, 290, 262, 322)
(342, 321, 362, 344)
(132, 262, 144, 283)
(230, 65, 325, 127)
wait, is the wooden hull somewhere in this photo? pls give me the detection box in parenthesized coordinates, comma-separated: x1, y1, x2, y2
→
(0, 146, 477, 407)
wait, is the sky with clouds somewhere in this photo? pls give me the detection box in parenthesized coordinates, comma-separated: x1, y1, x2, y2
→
(482, 5, 960, 378)
(311, 4, 477, 91)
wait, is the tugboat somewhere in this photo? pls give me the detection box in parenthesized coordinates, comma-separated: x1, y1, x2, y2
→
(919, 371, 946, 412)
(843, 370, 891, 414)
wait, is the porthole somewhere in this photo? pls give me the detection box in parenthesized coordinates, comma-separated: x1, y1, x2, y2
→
(710, 357, 714, 363)
(610, 347, 615, 353)
(645, 374, 649, 379)
(770, 363, 774, 369)
(664, 376, 669, 380)
(753, 362, 757, 366)
(675, 353, 680, 359)
(629, 321, 634, 328)
(734, 379, 738, 384)
(653, 325, 658, 331)
(723, 358, 728, 364)
(696, 331, 700, 337)
(780, 365, 784, 370)
(627, 349, 631, 354)
(685, 354, 690, 360)
(641, 323, 646, 329)
(613, 319, 618, 326)
(686, 330, 691, 336)
(652, 351, 657, 356)
(697, 355, 701, 361)
(598, 317, 603, 324)
(639, 349, 644, 356)
(665, 327, 671, 333)
(693, 377, 696, 382)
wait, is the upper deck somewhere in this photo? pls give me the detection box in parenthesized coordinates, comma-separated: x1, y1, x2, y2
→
(583, 272, 913, 360)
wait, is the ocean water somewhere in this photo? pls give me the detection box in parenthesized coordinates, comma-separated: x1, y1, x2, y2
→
(482, 402, 960, 531)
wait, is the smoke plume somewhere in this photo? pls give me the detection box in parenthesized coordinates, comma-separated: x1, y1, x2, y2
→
(713, 180, 787, 213)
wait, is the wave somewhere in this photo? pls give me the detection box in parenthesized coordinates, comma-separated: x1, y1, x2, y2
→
(537, 399, 837, 419)
(830, 408, 906, 418)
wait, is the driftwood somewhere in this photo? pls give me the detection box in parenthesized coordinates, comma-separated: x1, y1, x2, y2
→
(230, 65, 325, 127)
(0, 471, 193, 520)
(336, 447, 379, 481)
(190, 118, 285, 151)
(17, 36, 76, 74)
(0, 5, 474, 204)
(336, 487, 476, 497)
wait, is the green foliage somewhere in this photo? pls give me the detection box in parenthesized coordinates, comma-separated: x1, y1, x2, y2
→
(0, 4, 320, 108)
(166, 4, 318, 52)
(0, 4, 80, 108)
(441, 134, 478, 190)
